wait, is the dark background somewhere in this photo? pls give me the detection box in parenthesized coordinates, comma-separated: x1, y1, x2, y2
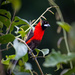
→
(0, 0, 75, 75)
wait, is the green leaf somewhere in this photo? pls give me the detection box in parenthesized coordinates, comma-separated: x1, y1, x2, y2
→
(0, 21, 3, 29)
(18, 60, 24, 66)
(0, 21, 3, 32)
(13, 39, 28, 60)
(43, 49, 75, 67)
(1, 1, 11, 5)
(20, 25, 30, 34)
(0, 9, 11, 28)
(35, 48, 40, 56)
(11, 0, 21, 11)
(56, 63, 63, 71)
(18, 31, 25, 38)
(35, 48, 49, 56)
(41, 49, 49, 56)
(2, 0, 21, 11)
(0, 9, 11, 19)
(10, 16, 30, 32)
(1, 55, 15, 65)
(56, 21, 71, 32)
(20, 25, 29, 31)
(13, 16, 30, 26)
(22, 53, 28, 63)
(0, 16, 11, 27)
(0, 34, 15, 44)
(63, 68, 75, 75)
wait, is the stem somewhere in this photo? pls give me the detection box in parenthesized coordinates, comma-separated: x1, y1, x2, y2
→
(16, 38, 44, 75)
(6, 10, 16, 34)
(0, 46, 12, 52)
(48, 0, 73, 69)
(63, 29, 73, 69)
(0, 33, 4, 35)
(34, 58, 44, 75)
(33, 71, 38, 75)
(63, 30, 70, 53)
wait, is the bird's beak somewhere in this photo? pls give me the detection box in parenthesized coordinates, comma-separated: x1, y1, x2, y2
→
(44, 24, 50, 27)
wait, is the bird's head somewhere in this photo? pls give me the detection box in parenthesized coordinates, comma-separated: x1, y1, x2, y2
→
(41, 20, 50, 30)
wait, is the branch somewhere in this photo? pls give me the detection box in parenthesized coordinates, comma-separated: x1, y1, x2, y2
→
(0, 33, 4, 35)
(0, 46, 12, 52)
(33, 71, 38, 75)
(16, 37, 44, 75)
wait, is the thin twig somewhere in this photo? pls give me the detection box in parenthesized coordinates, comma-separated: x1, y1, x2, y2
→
(0, 42, 14, 52)
(37, 56, 45, 58)
(33, 71, 38, 75)
(6, 10, 16, 34)
(16, 38, 44, 75)
(0, 46, 12, 52)
(0, 33, 4, 35)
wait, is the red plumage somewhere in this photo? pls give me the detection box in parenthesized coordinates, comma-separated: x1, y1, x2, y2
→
(26, 20, 50, 50)
(26, 22, 44, 44)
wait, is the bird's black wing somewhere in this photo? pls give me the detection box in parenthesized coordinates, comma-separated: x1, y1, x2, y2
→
(25, 29, 34, 42)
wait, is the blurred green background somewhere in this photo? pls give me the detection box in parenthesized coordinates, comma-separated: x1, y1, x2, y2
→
(0, 0, 75, 75)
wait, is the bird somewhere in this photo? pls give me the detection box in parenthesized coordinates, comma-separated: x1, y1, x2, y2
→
(25, 20, 50, 51)
(7, 20, 50, 75)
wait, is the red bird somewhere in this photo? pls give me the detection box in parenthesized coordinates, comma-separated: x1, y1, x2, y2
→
(7, 20, 50, 75)
(25, 20, 50, 50)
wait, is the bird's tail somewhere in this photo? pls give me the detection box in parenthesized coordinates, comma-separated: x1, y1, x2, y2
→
(7, 59, 18, 75)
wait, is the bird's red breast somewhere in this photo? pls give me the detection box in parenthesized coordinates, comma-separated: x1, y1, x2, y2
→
(26, 22, 45, 44)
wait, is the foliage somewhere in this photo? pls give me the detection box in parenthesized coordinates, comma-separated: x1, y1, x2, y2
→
(1, 0, 21, 11)
(10, 16, 30, 32)
(43, 49, 75, 67)
(35, 48, 49, 56)
(56, 21, 71, 32)
(1, 55, 15, 65)
(63, 67, 75, 75)
(0, 0, 75, 75)
(0, 34, 15, 44)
